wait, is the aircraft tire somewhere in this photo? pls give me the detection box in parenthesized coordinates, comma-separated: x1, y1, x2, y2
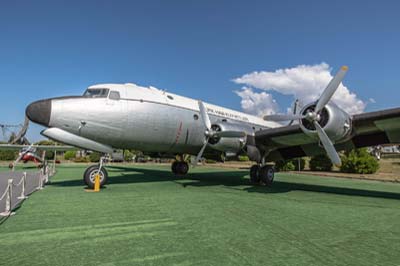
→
(172, 161, 189, 175)
(171, 161, 178, 174)
(177, 162, 189, 175)
(259, 165, 274, 186)
(83, 165, 108, 188)
(250, 165, 260, 183)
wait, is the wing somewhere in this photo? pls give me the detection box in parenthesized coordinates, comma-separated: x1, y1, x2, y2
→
(256, 107, 400, 161)
(0, 144, 76, 151)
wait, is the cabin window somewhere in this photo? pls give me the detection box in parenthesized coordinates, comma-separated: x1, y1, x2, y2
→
(109, 91, 120, 100)
(193, 114, 199, 120)
(83, 88, 109, 98)
(167, 95, 174, 100)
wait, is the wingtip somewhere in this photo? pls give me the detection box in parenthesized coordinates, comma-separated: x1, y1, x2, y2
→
(341, 65, 349, 71)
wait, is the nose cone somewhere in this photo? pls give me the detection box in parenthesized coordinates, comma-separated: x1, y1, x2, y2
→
(26, 99, 52, 127)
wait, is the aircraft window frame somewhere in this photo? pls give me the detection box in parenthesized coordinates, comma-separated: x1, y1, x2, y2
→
(109, 91, 121, 100)
(83, 88, 110, 98)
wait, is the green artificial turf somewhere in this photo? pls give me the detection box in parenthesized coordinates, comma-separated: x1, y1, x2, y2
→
(1, 164, 400, 266)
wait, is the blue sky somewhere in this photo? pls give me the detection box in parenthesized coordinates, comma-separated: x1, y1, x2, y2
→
(0, 0, 399, 142)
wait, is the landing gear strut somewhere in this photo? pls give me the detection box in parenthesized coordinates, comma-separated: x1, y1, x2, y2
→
(171, 155, 189, 175)
(83, 156, 108, 188)
(249, 164, 274, 186)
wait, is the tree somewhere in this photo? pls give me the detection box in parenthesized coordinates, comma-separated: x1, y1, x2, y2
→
(0, 150, 17, 161)
(34, 140, 57, 145)
(124, 150, 134, 162)
(340, 148, 379, 174)
(64, 150, 76, 160)
(309, 154, 333, 171)
(44, 151, 55, 160)
(89, 152, 101, 162)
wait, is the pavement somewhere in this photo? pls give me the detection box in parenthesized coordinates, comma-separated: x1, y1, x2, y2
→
(0, 171, 42, 215)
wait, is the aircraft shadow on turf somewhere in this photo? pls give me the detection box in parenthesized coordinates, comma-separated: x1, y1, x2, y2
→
(49, 166, 400, 200)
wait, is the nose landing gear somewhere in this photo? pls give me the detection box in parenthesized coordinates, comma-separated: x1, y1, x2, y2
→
(249, 164, 274, 186)
(83, 156, 108, 188)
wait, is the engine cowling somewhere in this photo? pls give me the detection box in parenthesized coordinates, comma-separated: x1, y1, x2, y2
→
(299, 102, 352, 143)
(207, 122, 253, 154)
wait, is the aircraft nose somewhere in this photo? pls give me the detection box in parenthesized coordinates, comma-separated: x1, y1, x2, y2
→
(26, 99, 52, 127)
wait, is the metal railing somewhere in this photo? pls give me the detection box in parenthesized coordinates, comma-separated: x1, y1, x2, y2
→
(0, 164, 54, 221)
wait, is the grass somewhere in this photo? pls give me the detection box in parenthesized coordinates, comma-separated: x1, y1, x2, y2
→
(1, 164, 400, 266)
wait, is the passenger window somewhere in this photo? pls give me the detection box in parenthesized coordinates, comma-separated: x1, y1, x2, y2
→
(109, 91, 120, 100)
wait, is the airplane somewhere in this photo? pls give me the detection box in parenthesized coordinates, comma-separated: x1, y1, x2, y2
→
(24, 66, 400, 188)
(0, 144, 75, 170)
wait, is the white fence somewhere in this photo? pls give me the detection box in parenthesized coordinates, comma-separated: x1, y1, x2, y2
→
(0, 164, 54, 220)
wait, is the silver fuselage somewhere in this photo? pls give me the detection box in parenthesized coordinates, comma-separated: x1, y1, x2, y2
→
(32, 83, 280, 155)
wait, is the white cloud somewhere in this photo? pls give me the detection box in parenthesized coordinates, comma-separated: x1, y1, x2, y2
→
(234, 63, 366, 115)
(369, 98, 376, 103)
(234, 87, 278, 116)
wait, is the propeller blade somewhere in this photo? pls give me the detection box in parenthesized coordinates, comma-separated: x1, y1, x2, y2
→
(313, 121, 341, 166)
(193, 138, 208, 166)
(214, 131, 246, 138)
(315, 66, 348, 113)
(198, 100, 211, 130)
(264, 114, 305, 122)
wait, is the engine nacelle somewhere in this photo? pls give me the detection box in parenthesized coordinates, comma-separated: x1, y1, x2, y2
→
(299, 102, 352, 143)
(208, 122, 253, 154)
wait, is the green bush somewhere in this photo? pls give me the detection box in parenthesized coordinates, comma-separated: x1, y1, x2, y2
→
(309, 154, 333, 171)
(34, 140, 57, 145)
(89, 152, 101, 162)
(238, 155, 249, 161)
(275, 158, 305, 171)
(45, 151, 55, 160)
(340, 148, 379, 174)
(275, 160, 295, 171)
(124, 150, 134, 162)
(64, 150, 76, 160)
(73, 156, 90, 163)
(0, 150, 17, 161)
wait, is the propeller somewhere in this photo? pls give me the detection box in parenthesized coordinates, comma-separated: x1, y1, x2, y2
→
(264, 113, 305, 122)
(263, 66, 349, 166)
(193, 101, 246, 166)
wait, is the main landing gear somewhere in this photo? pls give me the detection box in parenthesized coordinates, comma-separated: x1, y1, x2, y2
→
(249, 164, 275, 186)
(171, 155, 189, 175)
(83, 156, 108, 189)
(171, 161, 189, 175)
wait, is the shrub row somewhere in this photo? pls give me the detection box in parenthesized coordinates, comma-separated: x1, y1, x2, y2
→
(275, 148, 379, 174)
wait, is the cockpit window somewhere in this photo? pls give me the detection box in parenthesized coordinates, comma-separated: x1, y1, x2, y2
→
(109, 91, 120, 100)
(83, 88, 109, 98)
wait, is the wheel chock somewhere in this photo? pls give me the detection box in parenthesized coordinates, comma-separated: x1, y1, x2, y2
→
(85, 173, 101, 192)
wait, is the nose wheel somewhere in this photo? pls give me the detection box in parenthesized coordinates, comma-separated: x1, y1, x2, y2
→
(249, 165, 274, 186)
(83, 164, 108, 188)
(83, 156, 108, 188)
